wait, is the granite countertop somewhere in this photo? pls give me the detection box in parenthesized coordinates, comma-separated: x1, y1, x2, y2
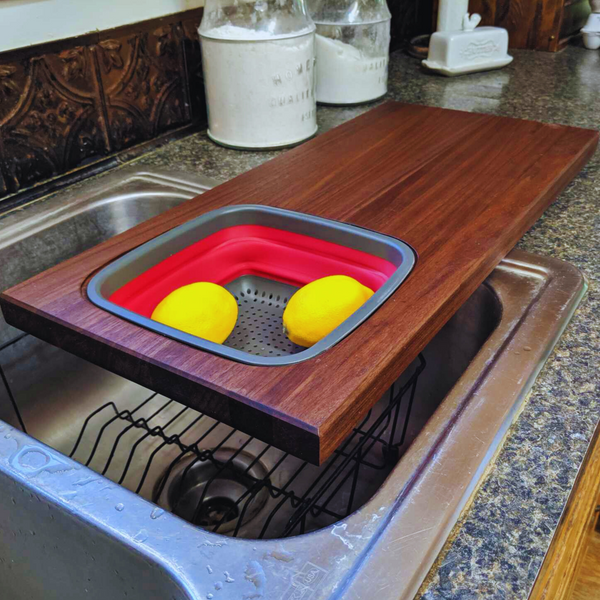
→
(19, 45, 600, 598)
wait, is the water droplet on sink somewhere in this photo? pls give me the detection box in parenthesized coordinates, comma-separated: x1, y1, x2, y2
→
(215, 581, 223, 590)
(224, 571, 234, 583)
(206, 565, 213, 574)
(524, 346, 532, 352)
(74, 476, 97, 487)
(207, 594, 213, 599)
(150, 507, 164, 520)
(115, 503, 125, 512)
(133, 529, 148, 543)
(267, 549, 293, 562)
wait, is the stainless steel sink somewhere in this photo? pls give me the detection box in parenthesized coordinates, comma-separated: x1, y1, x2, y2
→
(0, 167, 586, 600)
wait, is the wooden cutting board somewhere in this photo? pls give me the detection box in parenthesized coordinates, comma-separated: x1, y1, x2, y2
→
(1, 102, 597, 464)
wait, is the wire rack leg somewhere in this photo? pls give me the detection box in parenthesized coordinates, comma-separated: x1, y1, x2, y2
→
(0, 363, 26, 433)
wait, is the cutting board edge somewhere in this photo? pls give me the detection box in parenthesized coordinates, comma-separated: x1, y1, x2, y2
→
(0, 294, 323, 463)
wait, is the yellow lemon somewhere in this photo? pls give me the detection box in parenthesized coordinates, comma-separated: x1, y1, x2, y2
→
(283, 275, 374, 347)
(151, 282, 238, 344)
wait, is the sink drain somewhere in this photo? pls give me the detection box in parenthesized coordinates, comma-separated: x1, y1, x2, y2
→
(156, 449, 270, 534)
(196, 497, 240, 528)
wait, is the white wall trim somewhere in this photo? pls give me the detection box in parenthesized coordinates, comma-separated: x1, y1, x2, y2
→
(0, 0, 204, 53)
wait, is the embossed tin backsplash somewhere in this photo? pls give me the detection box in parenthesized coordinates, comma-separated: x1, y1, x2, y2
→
(0, 9, 205, 201)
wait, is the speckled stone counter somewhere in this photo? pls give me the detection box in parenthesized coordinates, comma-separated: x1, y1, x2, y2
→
(26, 46, 600, 598)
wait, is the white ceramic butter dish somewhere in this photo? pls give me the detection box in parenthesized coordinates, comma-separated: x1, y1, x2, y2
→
(423, 14, 513, 77)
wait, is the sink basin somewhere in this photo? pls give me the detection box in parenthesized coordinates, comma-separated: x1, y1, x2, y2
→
(0, 167, 585, 600)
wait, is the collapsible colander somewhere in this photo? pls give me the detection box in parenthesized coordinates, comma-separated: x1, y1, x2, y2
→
(87, 205, 415, 366)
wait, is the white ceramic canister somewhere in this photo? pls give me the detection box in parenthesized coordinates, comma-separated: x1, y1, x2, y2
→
(199, 0, 317, 149)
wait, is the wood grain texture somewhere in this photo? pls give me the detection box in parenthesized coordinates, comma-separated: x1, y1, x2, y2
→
(530, 423, 600, 600)
(468, 0, 497, 26)
(495, 0, 564, 51)
(571, 528, 600, 600)
(1, 102, 597, 464)
(436, 0, 587, 51)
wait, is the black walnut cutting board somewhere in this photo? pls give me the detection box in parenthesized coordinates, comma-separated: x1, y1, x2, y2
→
(1, 102, 597, 464)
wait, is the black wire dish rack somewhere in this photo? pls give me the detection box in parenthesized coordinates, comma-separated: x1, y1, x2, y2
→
(0, 330, 425, 540)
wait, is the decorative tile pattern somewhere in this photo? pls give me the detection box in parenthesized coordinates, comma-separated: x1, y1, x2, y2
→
(0, 9, 205, 200)
(98, 23, 189, 152)
(0, 49, 108, 193)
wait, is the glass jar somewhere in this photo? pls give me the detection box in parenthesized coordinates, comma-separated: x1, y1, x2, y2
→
(308, 0, 391, 105)
(199, 0, 317, 149)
